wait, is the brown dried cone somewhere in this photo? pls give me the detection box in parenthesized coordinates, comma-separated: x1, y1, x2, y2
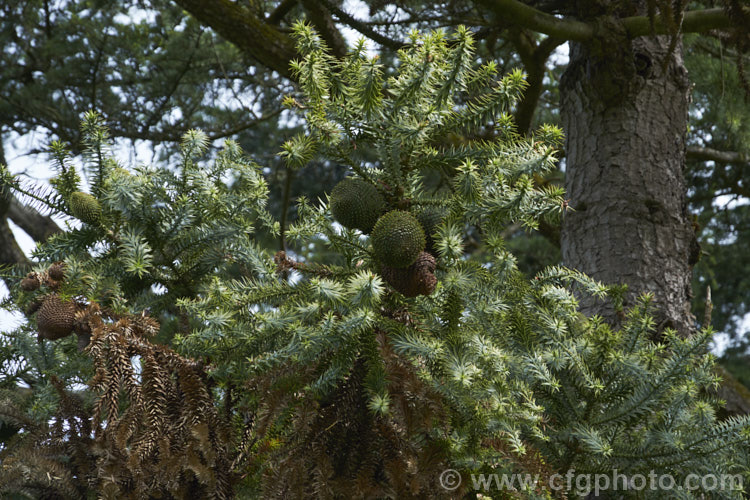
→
(44, 278, 62, 291)
(36, 294, 77, 340)
(380, 251, 437, 297)
(48, 262, 65, 281)
(20, 274, 40, 292)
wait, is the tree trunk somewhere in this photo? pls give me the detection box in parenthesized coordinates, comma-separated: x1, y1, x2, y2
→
(0, 140, 30, 277)
(560, 29, 696, 337)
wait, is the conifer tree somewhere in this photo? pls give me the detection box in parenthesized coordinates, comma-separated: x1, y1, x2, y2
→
(1, 24, 749, 499)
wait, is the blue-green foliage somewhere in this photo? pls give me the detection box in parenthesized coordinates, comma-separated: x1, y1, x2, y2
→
(5, 113, 277, 322)
(181, 24, 748, 497)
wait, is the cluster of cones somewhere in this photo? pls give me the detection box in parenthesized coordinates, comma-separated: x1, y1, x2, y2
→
(329, 178, 441, 298)
(20, 263, 90, 349)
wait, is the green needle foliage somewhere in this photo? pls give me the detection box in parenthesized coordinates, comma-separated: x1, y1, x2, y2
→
(1, 24, 748, 499)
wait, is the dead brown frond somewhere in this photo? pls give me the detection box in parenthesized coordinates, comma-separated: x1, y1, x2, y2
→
(2, 303, 236, 499)
(245, 329, 457, 499)
(83, 304, 234, 499)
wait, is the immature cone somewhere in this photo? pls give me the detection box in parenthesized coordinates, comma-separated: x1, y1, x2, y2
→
(69, 191, 102, 225)
(20, 275, 40, 292)
(330, 178, 386, 233)
(48, 262, 65, 281)
(371, 210, 426, 268)
(37, 294, 76, 340)
(380, 251, 437, 297)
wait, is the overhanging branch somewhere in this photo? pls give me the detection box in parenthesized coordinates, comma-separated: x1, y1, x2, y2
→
(318, 0, 406, 51)
(8, 197, 62, 242)
(687, 146, 749, 165)
(622, 8, 747, 37)
(477, 0, 593, 41)
(267, 0, 298, 25)
(478, 0, 746, 41)
(301, 0, 348, 58)
(173, 0, 297, 78)
(509, 30, 563, 134)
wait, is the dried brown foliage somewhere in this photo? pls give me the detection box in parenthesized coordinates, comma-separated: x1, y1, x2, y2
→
(1, 304, 235, 499)
(249, 329, 456, 499)
(85, 305, 233, 499)
(482, 437, 567, 499)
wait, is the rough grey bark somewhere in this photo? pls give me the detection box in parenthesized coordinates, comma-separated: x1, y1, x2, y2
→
(560, 29, 696, 337)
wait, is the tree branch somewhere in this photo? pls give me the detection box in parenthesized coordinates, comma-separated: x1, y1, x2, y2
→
(713, 365, 750, 417)
(691, 39, 750, 68)
(0, 140, 30, 273)
(317, 0, 406, 51)
(143, 31, 205, 134)
(509, 30, 562, 134)
(0, 219, 29, 275)
(172, 0, 297, 78)
(479, 0, 746, 41)
(267, 0, 298, 25)
(109, 107, 285, 143)
(7, 197, 62, 242)
(687, 146, 749, 165)
(622, 8, 749, 37)
(279, 164, 294, 252)
(301, 1, 348, 58)
(476, 0, 593, 41)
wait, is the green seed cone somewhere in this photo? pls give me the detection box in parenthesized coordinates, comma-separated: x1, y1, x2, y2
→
(371, 210, 426, 268)
(69, 191, 102, 225)
(330, 178, 386, 233)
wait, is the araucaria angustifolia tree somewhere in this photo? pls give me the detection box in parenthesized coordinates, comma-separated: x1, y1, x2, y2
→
(1, 24, 749, 499)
